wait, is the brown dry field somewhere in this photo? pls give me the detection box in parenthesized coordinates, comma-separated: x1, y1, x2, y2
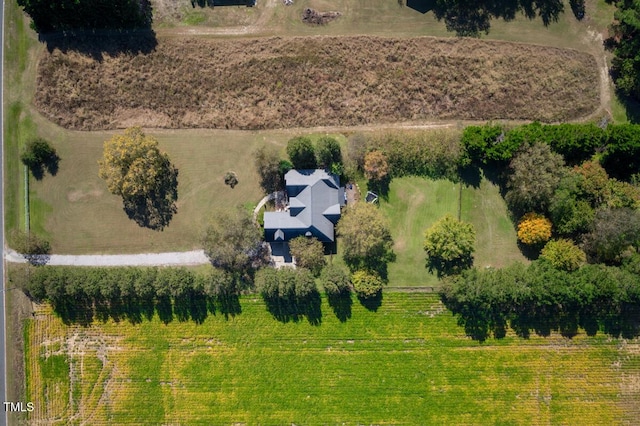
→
(35, 35, 600, 131)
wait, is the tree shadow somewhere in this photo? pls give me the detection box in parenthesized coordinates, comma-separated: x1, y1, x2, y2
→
(569, 0, 585, 20)
(122, 166, 178, 231)
(49, 289, 246, 325)
(406, 0, 434, 14)
(367, 176, 391, 202)
(173, 291, 208, 324)
(52, 295, 95, 326)
(156, 296, 174, 324)
(263, 291, 322, 325)
(426, 0, 563, 37)
(327, 291, 352, 322)
(517, 241, 542, 260)
(459, 164, 482, 189)
(614, 93, 640, 124)
(27, 153, 61, 181)
(215, 293, 242, 319)
(357, 291, 383, 312)
(426, 255, 473, 278)
(40, 29, 157, 62)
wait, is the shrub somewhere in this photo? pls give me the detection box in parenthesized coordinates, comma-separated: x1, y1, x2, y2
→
(517, 213, 552, 246)
(351, 270, 383, 298)
(224, 171, 238, 188)
(10, 230, 51, 255)
(460, 123, 606, 166)
(540, 239, 586, 271)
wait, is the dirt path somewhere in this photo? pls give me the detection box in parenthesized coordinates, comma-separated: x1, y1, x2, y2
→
(158, 0, 278, 37)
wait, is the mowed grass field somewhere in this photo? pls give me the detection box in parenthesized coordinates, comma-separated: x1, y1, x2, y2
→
(24, 293, 638, 424)
(28, 122, 307, 254)
(379, 176, 526, 287)
(155, 0, 615, 51)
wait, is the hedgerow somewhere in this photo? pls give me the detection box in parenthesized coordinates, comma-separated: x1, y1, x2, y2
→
(358, 130, 462, 180)
(461, 122, 607, 165)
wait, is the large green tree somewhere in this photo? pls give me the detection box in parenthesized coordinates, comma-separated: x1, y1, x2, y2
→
(286, 136, 317, 169)
(315, 136, 343, 172)
(364, 150, 390, 182)
(505, 142, 566, 214)
(320, 264, 351, 295)
(583, 207, 640, 264)
(202, 208, 267, 280)
(336, 202, 394, 272)
(98, 127, 178, 230)
(424, 215, 476, 275)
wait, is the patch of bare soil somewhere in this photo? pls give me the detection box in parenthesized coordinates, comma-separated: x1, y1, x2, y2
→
(35, 36, 600, 130)
(302, 8, 341, 25)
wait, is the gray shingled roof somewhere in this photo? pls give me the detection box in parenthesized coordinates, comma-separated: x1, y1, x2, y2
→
(264, 169, 342, 242)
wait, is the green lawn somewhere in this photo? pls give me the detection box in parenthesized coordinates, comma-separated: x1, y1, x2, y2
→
(27, 128, 353, 254)
(380, 177, 460, 287)
(25, 293, 636, 424)
(379, 176, 525, 287)
(461, 173, 528, 268)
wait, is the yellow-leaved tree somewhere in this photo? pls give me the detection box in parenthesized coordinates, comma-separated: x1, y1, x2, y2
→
(99, 127, 178, 230)
(517, 213, 552, 246)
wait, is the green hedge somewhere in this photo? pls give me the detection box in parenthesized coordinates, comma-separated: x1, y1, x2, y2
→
(461, 122, 607, 165)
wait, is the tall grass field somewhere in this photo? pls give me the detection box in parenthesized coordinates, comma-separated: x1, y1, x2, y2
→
(25, 293, 638, 424)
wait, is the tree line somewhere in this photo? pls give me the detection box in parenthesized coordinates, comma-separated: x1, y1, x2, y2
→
(608, 0, 640, 104)
(21, 266, 240, 325)
(440, 258, 640, 341)
(461, 122, 640, 179)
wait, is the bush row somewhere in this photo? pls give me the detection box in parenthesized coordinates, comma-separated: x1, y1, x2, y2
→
(440, 259, 640, 341)
(349, 130, 462, 181)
